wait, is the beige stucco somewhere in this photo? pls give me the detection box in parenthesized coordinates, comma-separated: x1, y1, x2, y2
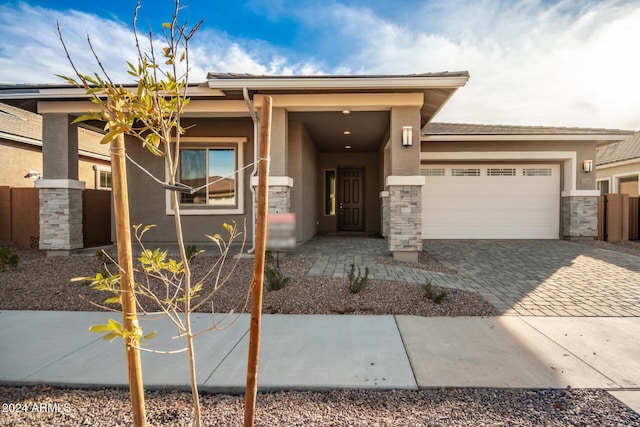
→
(597, 161, 640, 196)
(0, 139, 108, 189)
(288, 121, 318, 242)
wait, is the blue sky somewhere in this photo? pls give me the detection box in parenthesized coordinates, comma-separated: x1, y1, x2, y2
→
(1, 0, 639, 129)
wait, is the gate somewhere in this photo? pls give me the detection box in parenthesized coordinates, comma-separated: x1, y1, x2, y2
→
(82, 189, 112, 247)
(597, 193, 633, 242)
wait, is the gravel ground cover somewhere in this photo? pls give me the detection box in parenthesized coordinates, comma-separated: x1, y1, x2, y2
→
(1, 386, 637, 426)
(0, 249, 497, 316)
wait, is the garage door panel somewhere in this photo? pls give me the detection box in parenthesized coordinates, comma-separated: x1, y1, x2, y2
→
(422, 164, 560, 239)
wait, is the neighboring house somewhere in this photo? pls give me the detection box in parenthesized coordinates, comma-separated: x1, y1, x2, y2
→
(596, 131, 640, 197)
(0, 73, 633, 259)
(0, 101, 111, 189)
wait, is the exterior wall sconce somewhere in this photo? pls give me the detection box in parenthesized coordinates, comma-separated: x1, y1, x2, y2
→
(402, 126, 413, 147)
(583, 160, 593, 173)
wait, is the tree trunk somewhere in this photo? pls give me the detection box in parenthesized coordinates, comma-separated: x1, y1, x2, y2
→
(244, 96, 272, 427)
(110, 134, 147, 427)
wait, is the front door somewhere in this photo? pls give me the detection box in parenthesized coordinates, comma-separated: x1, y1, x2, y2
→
(338, 168, 364, 231)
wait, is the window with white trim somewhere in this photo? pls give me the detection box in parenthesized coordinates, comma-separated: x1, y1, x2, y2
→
(94, 166, 112, 190)
(168, 137, 246, 215)
(179, 147, 237, 206)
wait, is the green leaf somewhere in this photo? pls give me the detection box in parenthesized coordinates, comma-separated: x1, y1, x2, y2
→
(162, 22, 172, 29)
(100, 128, 121, 145)
(102, 332, 120, 342)
(142, 331, 157, 341)
(103, 296, 121, 305)
(71, 113, 102, 124)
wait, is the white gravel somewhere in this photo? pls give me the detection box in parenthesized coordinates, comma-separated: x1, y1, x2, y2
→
(1, 386, 638, 426)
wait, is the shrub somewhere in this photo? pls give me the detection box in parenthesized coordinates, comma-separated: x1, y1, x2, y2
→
(423, 279, 447, 304)
(0, 247, 19, 272)
(185, 245, 204, 263)
(347, 263, 369, 294)
(264, 265, 290, 291)
(95, 248, 115, 265)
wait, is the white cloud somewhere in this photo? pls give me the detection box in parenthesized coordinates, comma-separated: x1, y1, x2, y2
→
(322, 0, 640, 129)
(1, 1, 639, 130)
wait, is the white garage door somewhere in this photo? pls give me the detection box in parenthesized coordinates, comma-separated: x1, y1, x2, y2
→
(421, 164, 560, 239)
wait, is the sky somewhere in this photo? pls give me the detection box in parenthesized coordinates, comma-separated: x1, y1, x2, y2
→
(0, 0, 639, 130)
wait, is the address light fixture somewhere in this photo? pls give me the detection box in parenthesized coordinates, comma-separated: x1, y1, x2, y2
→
(583, 159, 593, 173)
(402, 126, 413, 147)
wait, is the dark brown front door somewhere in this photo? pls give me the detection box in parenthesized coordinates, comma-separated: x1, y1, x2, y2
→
(338, 168, 364, 231)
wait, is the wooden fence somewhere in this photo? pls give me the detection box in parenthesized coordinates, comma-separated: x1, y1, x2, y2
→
(0, 186, 112, 249)
(597, 194, 639, 242)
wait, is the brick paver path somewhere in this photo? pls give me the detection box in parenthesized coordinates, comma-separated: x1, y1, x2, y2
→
(291, 237, 640, 317)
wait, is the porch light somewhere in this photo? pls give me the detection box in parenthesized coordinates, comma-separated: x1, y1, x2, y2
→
(583, 160, 593, 173)
(342, 109, 351, 115)
(345, 145, 352, 149)
(402, 126, 413, 147)
(343, 130, 351, 135)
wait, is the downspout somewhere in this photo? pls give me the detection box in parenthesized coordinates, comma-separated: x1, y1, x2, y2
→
(243, 87, 259, 253)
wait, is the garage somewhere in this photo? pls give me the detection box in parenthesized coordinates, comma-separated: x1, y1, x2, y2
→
(421, 163, 560, 239)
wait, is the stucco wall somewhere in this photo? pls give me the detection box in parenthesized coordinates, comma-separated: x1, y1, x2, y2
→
(422, 140, 597, 191)
(288, 121, 318, 243)
(124, 118, 255, 246)
(596, 162, 640, 195)
(317, 152, 381, 234)
(0, 139, 108, 189)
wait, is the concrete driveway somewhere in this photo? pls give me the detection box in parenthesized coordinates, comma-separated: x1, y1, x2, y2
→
(296, 237, 640, 317)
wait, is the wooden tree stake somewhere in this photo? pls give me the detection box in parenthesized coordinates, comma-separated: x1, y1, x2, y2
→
(111, 134, 147, 427)
(244, 95, 272, 427)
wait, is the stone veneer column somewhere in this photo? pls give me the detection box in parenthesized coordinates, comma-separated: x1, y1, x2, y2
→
(35, 179, 85, 256)
(251, 176, 293, 213)
(380, 191, 390, 238)
(562, 195, 598, 239)
(386, 176, 424, 262)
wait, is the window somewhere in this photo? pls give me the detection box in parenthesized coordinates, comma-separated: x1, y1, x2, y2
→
(421, 168, 445, 176)
(168, 137, 246, 215)
(523, 168, 552, 176)
(94, 166, 112, 190)
(488, 168, 516, 176)
(452, 168, 480, 177)
(325, 170, 336, 215)
(179, 147, 236, 206)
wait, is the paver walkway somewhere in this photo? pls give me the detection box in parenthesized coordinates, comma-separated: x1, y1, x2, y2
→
(290, 237, 640, 317)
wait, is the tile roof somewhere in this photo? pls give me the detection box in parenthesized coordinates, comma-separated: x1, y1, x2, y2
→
(596, 131, 640, 166)
(423, 122, 634, 136)
(207, 71, 470, 80)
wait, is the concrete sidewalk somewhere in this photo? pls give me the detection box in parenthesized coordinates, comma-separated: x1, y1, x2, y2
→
(1, 311, 639, 413)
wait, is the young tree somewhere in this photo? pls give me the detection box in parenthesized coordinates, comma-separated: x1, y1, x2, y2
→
(59, 2, 252, 426)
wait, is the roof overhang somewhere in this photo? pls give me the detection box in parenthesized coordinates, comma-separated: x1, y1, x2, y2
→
(422, 133, 635, 146)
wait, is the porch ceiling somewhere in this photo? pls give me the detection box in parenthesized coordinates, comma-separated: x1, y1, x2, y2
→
(289, 111, 389, 153)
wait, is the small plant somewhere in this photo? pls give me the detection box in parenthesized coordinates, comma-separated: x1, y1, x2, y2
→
(423, 279, 448, 304)
(265, 250, 274, 262)
(0, 247, 19, 272)
(185, 245, 204, 263)
(264, 265, 290, 291)
(95, 248, 115, 265)
(347, 263, 369, 294)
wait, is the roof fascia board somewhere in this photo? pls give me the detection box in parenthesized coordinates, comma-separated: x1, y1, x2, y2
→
(252, 93, 423, 111)
(1, 85, 223, 101)
(422, 134, 633, 142)
(37, 99, 248, 115)
(0, 131, 42, 146)
(597, 158, 640, 169)
(208, 76, 469, 90)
